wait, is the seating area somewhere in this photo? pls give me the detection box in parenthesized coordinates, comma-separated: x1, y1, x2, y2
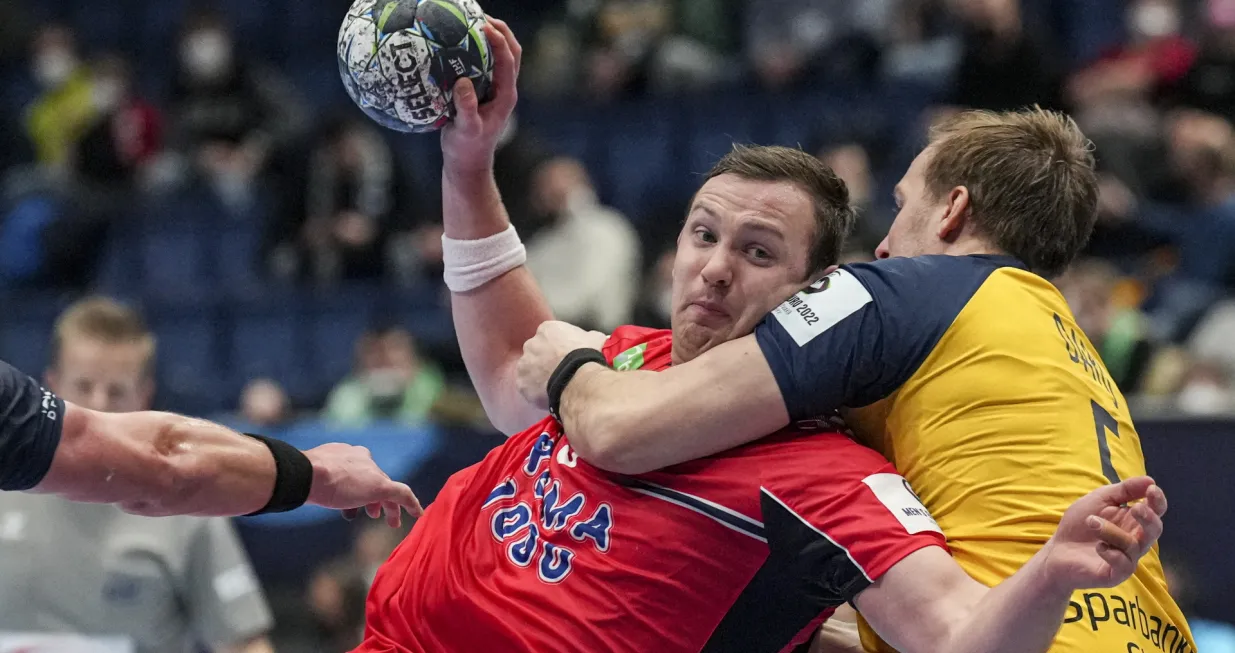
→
(1, 74, 945, 415)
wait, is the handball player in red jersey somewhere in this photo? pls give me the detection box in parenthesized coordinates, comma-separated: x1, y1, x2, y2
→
(354, 19, 1169, 653)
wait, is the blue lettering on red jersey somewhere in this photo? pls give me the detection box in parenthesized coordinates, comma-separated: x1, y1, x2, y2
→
(357, 326, 947, 653)
(485, 437, 617, 585)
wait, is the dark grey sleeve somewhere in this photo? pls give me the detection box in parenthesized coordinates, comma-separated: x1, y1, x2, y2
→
(0, 359, 64, 491)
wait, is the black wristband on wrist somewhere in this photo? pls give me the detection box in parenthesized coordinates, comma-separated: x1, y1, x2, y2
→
(547, 348, 609, 423)
(243, 433, 314, 516)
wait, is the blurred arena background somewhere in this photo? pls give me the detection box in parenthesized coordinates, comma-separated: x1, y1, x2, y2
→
(0, 0, 1233, 650)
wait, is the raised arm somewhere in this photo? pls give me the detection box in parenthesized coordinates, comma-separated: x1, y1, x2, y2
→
(439, 19, 560, 435)
(858, 477, 1168, 653)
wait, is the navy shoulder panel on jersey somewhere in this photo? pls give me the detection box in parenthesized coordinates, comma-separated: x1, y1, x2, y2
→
(754, 255, 1024, 420)
(0, 360, 65, 491)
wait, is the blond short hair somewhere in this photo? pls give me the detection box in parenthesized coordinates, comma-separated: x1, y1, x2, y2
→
(925, 107, 1099, 277)
(51, 297, 156, 376)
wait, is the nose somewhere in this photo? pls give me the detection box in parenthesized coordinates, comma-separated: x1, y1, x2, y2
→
(699, 248, 734, 288)
(84, 388, 112, 413)
(874, 235, 892, 260)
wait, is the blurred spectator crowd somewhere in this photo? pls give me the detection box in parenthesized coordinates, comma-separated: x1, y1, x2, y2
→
(3, 0, 1235, 650)
(3, 0, 1235, 419)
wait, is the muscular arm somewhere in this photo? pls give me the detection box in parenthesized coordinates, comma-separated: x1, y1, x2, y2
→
(554, 259, 998, 473)
(1, 360, 415, 520)
(856, 547, 1070, 653)
(444, 167, 555, 435)
(560, 335, 789, 473)
(439, 21, 553, 435)
(34, 404, 276, 516)
(858, 477, 1166, 653)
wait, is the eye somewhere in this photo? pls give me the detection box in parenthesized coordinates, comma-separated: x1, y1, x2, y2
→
(747, 245, 774, 263)
(694, 228, 718, 244)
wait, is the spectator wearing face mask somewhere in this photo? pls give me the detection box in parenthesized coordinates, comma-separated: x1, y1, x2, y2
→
(75, 54, 162, 188)
(24, 24, 96, 173)
(165, 10, 308, 213)
(269, 116, 433, 284)
(323, 326, 482, 429)
(2, 52, 160, 291)
(523, 156, 641, 333)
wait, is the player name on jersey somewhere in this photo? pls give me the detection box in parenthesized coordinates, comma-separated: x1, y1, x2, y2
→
(484, 433, 614, 584)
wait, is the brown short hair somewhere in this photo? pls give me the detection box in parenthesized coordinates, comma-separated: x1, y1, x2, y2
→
(51, 297, 156, 375)
(925, 108, 1098, 277)
(704, 144, 855, 277)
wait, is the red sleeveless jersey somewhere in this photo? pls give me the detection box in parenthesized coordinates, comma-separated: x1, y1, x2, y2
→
(356, 327, 945, 653)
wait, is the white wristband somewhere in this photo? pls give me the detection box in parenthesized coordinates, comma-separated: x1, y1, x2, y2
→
(441, 224, 527, 293)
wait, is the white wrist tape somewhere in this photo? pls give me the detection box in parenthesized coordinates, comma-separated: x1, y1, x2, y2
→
(442, 224, 527, 293)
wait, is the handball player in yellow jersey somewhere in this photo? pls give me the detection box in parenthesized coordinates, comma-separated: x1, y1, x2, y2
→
(517, 109, 1194, 653)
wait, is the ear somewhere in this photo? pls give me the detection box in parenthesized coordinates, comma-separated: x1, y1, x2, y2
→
(44, 368, 59, 393)
(936, 186, 972, 243)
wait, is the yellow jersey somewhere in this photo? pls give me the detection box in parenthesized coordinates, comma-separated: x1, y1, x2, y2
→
(755, 254, 1193, 653)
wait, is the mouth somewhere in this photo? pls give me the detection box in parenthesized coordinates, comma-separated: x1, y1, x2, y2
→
(687, 300, 729, 319)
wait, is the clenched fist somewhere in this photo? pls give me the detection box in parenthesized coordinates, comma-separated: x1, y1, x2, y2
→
(516, 321, 608, 410)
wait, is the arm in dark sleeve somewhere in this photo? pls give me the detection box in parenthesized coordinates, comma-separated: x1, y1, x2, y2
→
(560, 256, 999, 473)
(0, 360, 64, 491)
(755, 258, 974, 421)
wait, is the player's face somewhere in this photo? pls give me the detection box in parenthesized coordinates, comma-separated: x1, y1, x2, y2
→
(671, 174, 814, 363)
(876, 147, 947, 260)
(46, 338, 153, 413)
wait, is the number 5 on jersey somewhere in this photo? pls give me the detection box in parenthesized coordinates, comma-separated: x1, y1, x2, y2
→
(1092, 400, 1121, 485)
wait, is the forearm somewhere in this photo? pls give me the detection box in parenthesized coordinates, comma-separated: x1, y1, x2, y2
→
(861, 547, 1072, 653)
(561, 336, 788, 473)
(936, 554, 1072, 653)
(36, 407, 275, 517)
(444, 167, 554, 434)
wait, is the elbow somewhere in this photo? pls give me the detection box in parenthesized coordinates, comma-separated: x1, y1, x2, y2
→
(484, 399, 542, 437)
(489, 401, 542, 436)
(565, 408, 651, 475)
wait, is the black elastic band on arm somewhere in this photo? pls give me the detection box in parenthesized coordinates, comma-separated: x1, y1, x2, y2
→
(243, 433, 313, 516)
(547, 348, 609, 423)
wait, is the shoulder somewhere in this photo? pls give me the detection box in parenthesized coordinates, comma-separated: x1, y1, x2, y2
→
(844, 254, 1018, 309)
(602, 326, 671, 363)
(764, 254, 1019, 348)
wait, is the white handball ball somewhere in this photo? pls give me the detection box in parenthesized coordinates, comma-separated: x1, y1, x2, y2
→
(338, 0, 494, 133)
